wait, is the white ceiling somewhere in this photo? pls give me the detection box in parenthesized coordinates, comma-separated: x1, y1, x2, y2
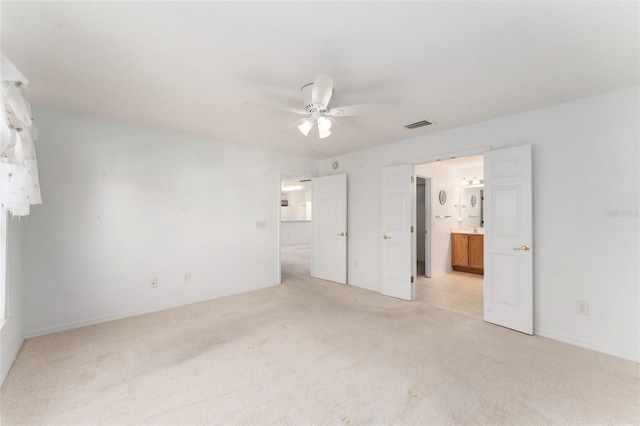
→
(2, 2, 638, 159)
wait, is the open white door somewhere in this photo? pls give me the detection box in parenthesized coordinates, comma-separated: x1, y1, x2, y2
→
(381, 164, 416, 300)
(311, 174, 347, 284)
(484, 145, 533, 334)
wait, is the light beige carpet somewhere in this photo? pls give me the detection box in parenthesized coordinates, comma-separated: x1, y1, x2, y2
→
(1, 245, 638, 425)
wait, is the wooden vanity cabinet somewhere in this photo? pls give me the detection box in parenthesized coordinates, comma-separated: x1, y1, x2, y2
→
(451, 234, 469, 267)
(468, 235, 484, 270)
(451, 233, 484, 275)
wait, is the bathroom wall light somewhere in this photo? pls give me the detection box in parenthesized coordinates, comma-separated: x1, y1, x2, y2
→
(461, 176, 483, 187)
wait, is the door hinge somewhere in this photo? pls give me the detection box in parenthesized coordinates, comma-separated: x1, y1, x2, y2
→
(411, 275, 414, 283)
(411, 225, 414, 233)
(411, 176, 415, 183)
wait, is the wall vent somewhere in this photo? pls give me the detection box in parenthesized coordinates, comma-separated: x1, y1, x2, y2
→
(404, 120, 432, 129)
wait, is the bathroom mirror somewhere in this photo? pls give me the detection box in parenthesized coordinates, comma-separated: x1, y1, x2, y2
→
(438, 190, 447, 205)
(462, 187, 483, 228)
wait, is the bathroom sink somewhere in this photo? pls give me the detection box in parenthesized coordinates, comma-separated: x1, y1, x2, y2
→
(451, 227, 484, 234)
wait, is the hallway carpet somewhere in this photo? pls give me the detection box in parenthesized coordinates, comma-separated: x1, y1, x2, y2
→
(1, 245, 638, 424)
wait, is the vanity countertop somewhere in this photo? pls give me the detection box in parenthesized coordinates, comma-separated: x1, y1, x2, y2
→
(451, 227, 484, 235)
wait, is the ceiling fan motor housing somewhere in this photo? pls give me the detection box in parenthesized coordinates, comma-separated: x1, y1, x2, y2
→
(301, 82, 324, 112)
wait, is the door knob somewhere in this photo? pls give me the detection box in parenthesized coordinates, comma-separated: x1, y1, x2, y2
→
(337, 232, 346, 236)
(383, 234, 391, 239)
(513, 244, 530, 251)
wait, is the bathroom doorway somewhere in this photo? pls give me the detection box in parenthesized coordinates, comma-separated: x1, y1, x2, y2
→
(414, 155, 485, 318)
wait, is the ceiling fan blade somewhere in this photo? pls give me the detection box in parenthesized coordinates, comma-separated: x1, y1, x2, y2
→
(278, 117, 309, 134)
(311, 74, 333, 108)
(245, 102, 307, 115)
(326, 103, 390, 117)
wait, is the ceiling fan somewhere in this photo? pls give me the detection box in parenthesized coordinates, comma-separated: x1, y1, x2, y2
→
(248, 74, 389, 139)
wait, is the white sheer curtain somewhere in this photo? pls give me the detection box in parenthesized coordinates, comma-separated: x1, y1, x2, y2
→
(1, 53, 42, 216)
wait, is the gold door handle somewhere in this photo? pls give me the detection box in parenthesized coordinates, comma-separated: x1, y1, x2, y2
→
(383, 234, 391, 239)
(337, 232, 346, 236)
(513, 244, 530, 251)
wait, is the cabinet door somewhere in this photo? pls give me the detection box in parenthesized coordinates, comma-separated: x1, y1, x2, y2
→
(469, 235, 484, 269)
(451, 234, 469, 267)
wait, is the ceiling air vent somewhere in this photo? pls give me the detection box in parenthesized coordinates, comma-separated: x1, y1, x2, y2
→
(404, 120, 432, 130)
(302, 150, 326, 159)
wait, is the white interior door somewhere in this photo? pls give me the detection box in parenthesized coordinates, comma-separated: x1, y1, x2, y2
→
(484, 145, 533, 334)
(311, 174, 347, 284)
(381, 164, 416, 300)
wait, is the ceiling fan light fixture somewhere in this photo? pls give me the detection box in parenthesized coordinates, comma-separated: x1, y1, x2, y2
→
(317, 116, 332, 131)
(318, 128, 331, 139)
(297, 119, 313, 136)
(251, 73, 390, 139)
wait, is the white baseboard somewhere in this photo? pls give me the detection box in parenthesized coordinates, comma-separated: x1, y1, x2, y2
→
(24, 282, 279, 339)
(535, 327, 639, 363)
(347, 281, 379, 293)
(1, 335, 24, 387)
(429, 268, 450, 277)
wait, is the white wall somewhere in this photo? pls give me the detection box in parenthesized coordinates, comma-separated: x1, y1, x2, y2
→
(280, 184, 312, 245)
(319, 87, 640, 361)
(416, 161, 461, 276)
(280, 186, 311, 221)
(0, 217, 24, 386)
(22, 106, 316, 336)
(280, 221, 312, 246)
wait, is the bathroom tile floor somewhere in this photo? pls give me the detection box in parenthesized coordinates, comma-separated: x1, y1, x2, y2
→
(416, 263, 484, 319)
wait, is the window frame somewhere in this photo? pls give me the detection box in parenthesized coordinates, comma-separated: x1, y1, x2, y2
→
(0, 204, 7, 322)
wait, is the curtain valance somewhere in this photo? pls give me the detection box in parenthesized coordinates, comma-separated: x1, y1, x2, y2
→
(1, 53, 41, 217)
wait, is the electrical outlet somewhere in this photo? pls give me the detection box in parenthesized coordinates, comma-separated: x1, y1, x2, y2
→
(576, 300, 589, 315)
(184, 273, 190, 284)
(150, 278, 158, 289)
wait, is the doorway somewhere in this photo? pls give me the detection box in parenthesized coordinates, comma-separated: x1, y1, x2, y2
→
(383, 145, 533, 334)
(415, 155, 485, 318)
(278, 171, 314, 283)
